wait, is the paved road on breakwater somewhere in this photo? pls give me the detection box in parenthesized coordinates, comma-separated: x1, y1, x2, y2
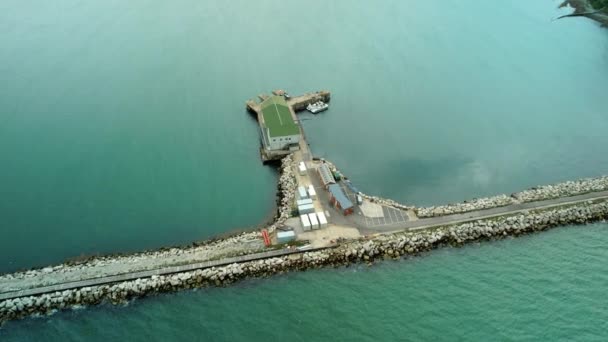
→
(0, 246, 332, 302)
(360, 190, 608, 234)
(2, 190, 608, 302)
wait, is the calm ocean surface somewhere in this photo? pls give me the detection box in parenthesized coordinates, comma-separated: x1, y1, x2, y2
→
(1, 0, 608, 340)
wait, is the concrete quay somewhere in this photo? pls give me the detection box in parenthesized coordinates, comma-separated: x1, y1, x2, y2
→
(286, 91, 331, 112)
(246, 90, 330, 115)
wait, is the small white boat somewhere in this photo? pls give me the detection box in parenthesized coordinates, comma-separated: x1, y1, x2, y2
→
(306, 101, 329, 114)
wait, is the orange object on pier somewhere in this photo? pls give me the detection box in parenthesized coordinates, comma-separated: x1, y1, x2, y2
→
(261, 229, 271, 246)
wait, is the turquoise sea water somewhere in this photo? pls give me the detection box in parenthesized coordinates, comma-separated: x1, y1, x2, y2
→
(1, 0, 608, 339)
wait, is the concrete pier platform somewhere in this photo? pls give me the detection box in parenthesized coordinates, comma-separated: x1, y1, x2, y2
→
(246, 90, 330, 115)
(246, 90, 331, 163)
(286, 91, 331, 112)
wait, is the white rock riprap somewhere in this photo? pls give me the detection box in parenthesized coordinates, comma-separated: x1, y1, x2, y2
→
(324, 159, 607, 218)
(416, 194, 515, 218)
(2, 199, 607, 325)
(0, 231, 264, 295)
(513, 176, 608, 203)
(1, 154, 607, 324)
(0, 155, 296, 303)
(416, 176, 608, 218)
(267, 154, 297, 234)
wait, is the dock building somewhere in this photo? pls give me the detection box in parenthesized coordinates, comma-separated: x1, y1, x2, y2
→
(246, 90, 330, 162)
(318, 164, 336, 189)
(260, 96, 300, 151)
(328, 183, 354, 216)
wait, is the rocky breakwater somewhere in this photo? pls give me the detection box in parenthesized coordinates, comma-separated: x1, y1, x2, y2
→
(323, 158, 608, 219)
(416, 194, 514, 218)
(0, 231, 264, 294)
(334, 200, 608, 264)
(267, 154, 297, 234)
(0, 253, 336, 324)
(3, 198, 608, 325)
(513, 176, 608, 203)
(416, 175, 608, 218)
(0, 154, 298, 324)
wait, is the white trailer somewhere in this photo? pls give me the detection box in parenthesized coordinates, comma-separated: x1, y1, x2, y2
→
(298, 203, 315, 215)
(277, 230, 296, 244)
(298, 186, 309, 199)
(298, 162, 307, 176)
(307, 185, 317, 199)
(296, 198, 313, 207)
(316, 211, 328, 228)
(308, 213, 319, 230)
(300, 214, 311, 231)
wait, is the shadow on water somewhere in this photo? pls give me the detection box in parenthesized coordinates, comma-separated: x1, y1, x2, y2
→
(349, 156, 473, 204)
(385, 157, 472, 187)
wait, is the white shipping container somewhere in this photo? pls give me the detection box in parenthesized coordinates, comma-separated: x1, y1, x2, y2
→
(277, 230, 296, 243)
(316, 211, 328, 228)
(300, 214, 311, 231)
(298, 204, 315, 215)
(298, 162, 307, 176)
(296, 198, 313, 206)
(307, 185, 317, 199)
(308, 213, 319, 230)
(298, 186, 309, 199)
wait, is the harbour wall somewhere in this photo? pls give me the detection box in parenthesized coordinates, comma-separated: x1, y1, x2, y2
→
(2, 197, 607, 324)
(289, 91, 331, 112)
(268, 154, 297, 234)
(415, 176, 608, 218)
(324, 160, 608, 218)
(2, 153, 608, 324)
(0, 154, 299, 295)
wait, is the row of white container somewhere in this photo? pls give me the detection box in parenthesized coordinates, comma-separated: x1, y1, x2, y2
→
(300, 211, 328, 231)
(297, 184, 317, 200)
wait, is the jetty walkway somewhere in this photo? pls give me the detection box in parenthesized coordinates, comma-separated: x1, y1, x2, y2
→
(1, 190, 607, 302)
(2, 89, 608, 302)
(2, 89, 607, 325)
(0, 246, 333, 301)
(246, 90, 330, 116)
(364, 190, 608, 234)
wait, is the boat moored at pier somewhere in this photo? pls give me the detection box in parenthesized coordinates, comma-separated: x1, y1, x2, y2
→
(306, 101, 329, 114)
